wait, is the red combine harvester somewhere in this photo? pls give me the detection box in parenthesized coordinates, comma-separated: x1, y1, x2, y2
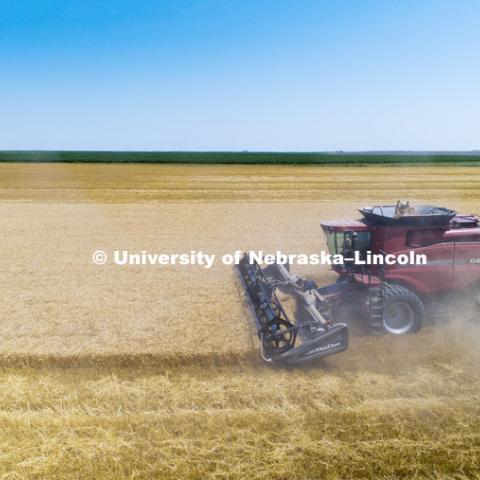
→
(237, 202, 480, 364)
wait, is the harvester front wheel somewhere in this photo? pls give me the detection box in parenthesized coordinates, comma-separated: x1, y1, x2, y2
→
(383, 285, 425, 334)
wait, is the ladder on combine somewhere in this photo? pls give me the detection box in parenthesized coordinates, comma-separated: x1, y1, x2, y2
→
(367, 261, 386, 334)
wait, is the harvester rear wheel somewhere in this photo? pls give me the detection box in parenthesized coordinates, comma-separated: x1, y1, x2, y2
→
(383, 284, 424, 334)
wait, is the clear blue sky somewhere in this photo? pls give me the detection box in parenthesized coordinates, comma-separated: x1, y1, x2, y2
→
(1, 0, 478, 151)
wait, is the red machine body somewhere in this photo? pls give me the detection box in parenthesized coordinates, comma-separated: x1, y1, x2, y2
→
(321, 207, 480, 295)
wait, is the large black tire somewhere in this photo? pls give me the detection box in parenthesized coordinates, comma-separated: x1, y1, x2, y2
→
(382, 284, 425, 334)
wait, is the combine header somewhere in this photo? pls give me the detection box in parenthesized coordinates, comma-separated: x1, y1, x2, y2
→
(237, 202, 480, 364)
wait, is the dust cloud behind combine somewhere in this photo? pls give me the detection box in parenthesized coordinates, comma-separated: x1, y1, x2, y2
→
(0, 163, 478, 479)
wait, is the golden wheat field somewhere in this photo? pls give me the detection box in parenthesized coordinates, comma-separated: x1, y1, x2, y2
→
(0, 163, 479, 479)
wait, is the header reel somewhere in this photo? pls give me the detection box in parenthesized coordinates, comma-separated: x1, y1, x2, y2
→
(236, 254, 348, 364)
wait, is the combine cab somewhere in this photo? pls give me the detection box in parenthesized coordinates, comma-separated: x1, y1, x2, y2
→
(236, 202, 480, 364)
